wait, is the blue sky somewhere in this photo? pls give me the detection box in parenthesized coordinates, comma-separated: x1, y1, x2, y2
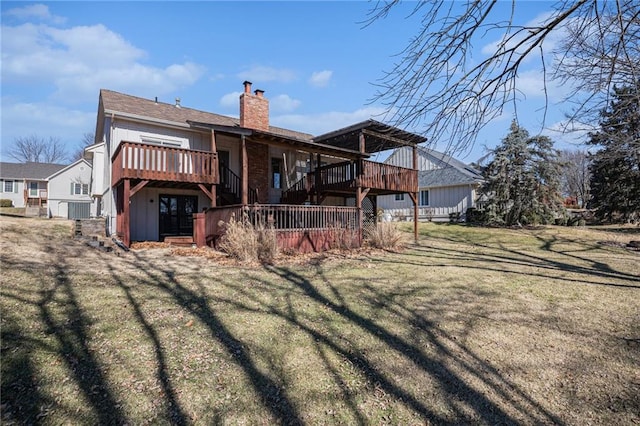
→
(1, 1, 586, 163)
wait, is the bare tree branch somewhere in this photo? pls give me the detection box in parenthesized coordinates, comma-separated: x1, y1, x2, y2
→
(366, 0, 638, 155)
(7, 135, 69, 163)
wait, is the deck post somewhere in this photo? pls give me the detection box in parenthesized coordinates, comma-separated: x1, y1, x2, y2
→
(241, 134, 248, 205)
(413, 144, 418, 243)
(210, 130, 217, 207)
(315, 153, 322, 205)
(193, 212, 205, 247)
(123, 178, 130, 248)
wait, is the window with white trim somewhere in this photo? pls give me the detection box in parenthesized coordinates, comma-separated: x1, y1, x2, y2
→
(395, 193, 405, 201)
(420, 190, 430, 206)
(2, 180, 17, 193)
(71, 183, 89, 195)
(29, 182, 39, 197)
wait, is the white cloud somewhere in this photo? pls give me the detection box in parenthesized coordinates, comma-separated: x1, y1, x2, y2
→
(4, 4, 66, 25)
(219, 91, 242, 109)
(272, 106, 388, 136)
(0, 99, 96, 154)
(270, 94, 301, 113)
(309, 70, 333, 88)
(1, 22, 206, 103)
(237, 66, 296, 83)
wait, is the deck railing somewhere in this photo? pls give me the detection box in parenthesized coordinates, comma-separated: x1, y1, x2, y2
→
(195, 204, 360, 251)
(112, 141, 219, 185)
(360, 161, 417, 193)
(282, 160, 417, 198)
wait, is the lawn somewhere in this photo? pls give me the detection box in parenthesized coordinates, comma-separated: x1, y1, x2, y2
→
(1, 217, 638, 425)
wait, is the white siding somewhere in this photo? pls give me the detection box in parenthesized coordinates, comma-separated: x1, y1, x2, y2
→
(386, 146, 443, 171)
(0, 179, 25, 207)
(111, 120, 208, 152)
(378, 184, 476, 222)
(48, 160, 93, 218)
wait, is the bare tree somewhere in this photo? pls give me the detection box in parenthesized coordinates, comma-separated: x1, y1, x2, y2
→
(366, 0, 639, 155)
(559, 149, 591, 208)
(7, 135, 69, 163)
(72, 132, 96, 160)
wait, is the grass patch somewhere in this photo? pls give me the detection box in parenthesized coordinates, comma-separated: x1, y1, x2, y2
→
(1, 217, 638, 425)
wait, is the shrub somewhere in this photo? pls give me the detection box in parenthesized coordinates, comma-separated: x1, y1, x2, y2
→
(218, 213, 278, 264)
(0, 199, 14, 208)
(365, 222, 408, 251)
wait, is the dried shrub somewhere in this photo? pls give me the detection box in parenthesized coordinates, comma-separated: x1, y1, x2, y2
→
(218, 213, 278, 264)
(327, 226, 357, 250)
(0, 199, 14, 208)
(365, 222, 408, 251)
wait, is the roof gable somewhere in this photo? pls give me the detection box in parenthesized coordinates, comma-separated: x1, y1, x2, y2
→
(47, 158, 92, 180)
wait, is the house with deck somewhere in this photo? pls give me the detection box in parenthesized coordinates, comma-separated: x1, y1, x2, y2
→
(0, 162, 64, 210)
(88, 82, 425, 251)
(0, 160, 94, 218)
(377, 146, 484, 222)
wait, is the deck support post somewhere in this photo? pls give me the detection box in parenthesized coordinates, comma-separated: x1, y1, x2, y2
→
(315, 153, 322, 205)
(210, 129, 217, 207)
(413, 144, 418, 243)
(241, 134, 248, 205)
(123, 178, 130, 248)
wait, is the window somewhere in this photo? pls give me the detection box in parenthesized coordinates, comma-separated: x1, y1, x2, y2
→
(2, 180, 16, 193)
(29, 182, 38, 197)
(271, 157, 283, 189)
(71, 183, 89, 195)
(395, 193, 405, 201)
(420, 190, 430, 206)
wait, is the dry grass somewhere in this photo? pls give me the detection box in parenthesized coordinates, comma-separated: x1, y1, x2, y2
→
(1, 217, 639, 425)
(218, 214, 279, 264)
(365, 221, 408, 251)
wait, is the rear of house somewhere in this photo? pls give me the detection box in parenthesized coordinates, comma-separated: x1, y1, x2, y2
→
(88, 83, 426, 250)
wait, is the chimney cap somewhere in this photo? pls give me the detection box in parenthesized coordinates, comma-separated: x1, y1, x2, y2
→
(243, 81, 252, 93)
(254, 89, 264, 97)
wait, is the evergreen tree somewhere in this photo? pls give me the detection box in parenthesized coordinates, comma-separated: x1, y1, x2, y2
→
(482, 121, 564, 226)
(588, 83, 640, 222)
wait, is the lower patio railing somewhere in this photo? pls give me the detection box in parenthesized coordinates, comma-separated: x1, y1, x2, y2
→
(194, 204, 361, 253)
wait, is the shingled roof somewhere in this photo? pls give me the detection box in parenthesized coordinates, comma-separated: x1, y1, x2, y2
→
(0, 162, 66, 180)
(99, 89, 313, 141)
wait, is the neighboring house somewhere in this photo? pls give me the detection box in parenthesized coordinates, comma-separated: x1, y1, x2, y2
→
(47, 158, 94, 219)
(0, 162, 65, 209)
(377, 146, 484, 222)
(88, 82, 426, 250)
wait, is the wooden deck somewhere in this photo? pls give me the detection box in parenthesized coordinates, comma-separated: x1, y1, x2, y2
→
(281, 160, 417, 203)
(112, 141, 219, 185)
(194, 204, 361, 253)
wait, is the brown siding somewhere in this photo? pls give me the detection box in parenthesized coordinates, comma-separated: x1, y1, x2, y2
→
(246, 141, 269, 203)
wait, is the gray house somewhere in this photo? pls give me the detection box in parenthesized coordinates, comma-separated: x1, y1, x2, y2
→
(377, 146, 484, 222)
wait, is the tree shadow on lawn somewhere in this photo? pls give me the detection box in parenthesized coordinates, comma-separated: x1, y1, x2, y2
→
(257, 264, 564, 425)
(124, 251, 305, 425)
(0, 247, 127, 425)
(401, 234, 640, 289)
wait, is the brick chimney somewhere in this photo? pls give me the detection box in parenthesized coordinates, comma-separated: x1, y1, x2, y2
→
(239, 81, 269, 131)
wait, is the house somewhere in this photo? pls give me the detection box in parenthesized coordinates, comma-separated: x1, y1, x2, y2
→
(46, 158, 94, 219)
(0, 161, 65, 210)
(88, 82, 426, 251)
(377, 146, 484, 222)
(0, 160, 94, 218)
